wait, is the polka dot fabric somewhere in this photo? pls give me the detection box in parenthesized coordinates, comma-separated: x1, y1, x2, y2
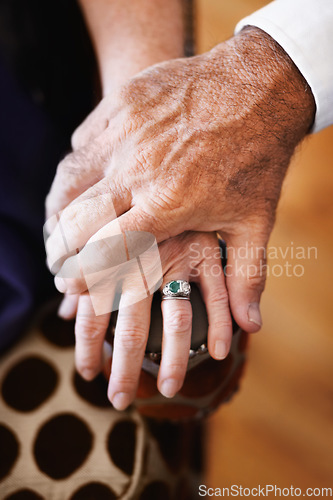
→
(0, 300, 247, 499)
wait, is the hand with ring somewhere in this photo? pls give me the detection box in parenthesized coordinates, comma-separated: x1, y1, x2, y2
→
(58, 231, 232, 410)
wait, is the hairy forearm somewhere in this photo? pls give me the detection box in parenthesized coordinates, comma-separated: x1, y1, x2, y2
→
(78, 0, 185, 95)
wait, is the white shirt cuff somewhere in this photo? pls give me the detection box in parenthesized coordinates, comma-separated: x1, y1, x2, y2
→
(235, 0, 333, 133)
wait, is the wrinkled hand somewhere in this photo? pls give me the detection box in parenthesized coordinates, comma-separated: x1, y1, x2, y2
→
(58, 232, 232, 410)
(46, 27, 315, 335)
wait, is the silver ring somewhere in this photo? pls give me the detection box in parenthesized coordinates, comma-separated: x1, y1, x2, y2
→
(161, 280, 191, 301)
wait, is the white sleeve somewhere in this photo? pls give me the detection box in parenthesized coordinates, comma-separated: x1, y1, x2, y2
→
(235, 0, 333, 133)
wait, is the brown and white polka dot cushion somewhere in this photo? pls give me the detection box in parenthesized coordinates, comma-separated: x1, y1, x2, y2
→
(0, 299, 247, 499)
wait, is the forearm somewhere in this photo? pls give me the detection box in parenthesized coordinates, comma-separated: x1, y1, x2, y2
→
(78, 0, 185, 95)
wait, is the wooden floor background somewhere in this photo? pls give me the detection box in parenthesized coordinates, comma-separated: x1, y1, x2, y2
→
(196, 0, 333, 491)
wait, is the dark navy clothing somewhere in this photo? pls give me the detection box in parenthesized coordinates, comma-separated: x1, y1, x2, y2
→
(0, 1, 97, 350)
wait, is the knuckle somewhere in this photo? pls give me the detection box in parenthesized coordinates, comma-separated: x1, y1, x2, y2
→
(60, 207, 86, 244)
(208, 286, 229, 307)
(131, 207, 156, 232)
(246, 266, 266, 292)
(150, 184, 183, 213)
(163, 360, 186, 379)
(123, 205, 169, 239)
(165, 309, 192, 334)
(210, 318, 233, 332)
(117, 326, 147, 352)
(111, 373, 138, 391)
(75, 319, 103, 343)
(121, 116, 139, 139)
(134, 151, 148, 175)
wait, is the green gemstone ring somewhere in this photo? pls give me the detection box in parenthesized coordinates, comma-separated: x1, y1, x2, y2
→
(161, 280, 191, 300)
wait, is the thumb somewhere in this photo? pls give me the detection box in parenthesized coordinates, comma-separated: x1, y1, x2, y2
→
(223, 230, 268, 333)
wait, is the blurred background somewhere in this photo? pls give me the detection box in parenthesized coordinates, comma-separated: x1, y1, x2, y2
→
(196, 0, 333, 490)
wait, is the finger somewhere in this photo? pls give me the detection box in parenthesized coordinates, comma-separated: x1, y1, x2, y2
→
(45, 129, 114, 223)
(46, 180, 182, 275)
(157, 293, 192, 398)
(52, 207, 165, 296)
(58, 293, 79, 319)
(108, 295, 152, 410)
(46, 175, 131, 274)
(197, 251, 233, 360)
(222, 229, 268, 333)
(74, 293, 111, 380)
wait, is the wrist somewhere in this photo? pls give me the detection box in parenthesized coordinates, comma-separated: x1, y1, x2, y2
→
(212, 27, 316, 146)
(78, 0, 185, 97)
(100, 48, 184, 97)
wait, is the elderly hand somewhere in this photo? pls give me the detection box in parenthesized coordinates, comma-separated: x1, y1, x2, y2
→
(46, 27, 315, 337)
(57, 232, 231, 410)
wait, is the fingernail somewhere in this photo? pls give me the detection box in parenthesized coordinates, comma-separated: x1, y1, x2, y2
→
(160, 379, 179, 398)
(247, 302, 262, 327)
(112, 392, 131, 410)
(54, 276, 67, 293)
(214, 340, 228, 359)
